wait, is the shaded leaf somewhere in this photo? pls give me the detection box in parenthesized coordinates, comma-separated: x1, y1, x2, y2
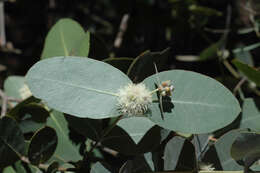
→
(18, 103, 49, 133)
(8, 96, 40, 120)
(47, 161, 59, 173)
(0, 117, 26, 168)
(214, 130, 242, 170)
(164, 136, 185, 171)
(103, 57, 134, 74)
(26, 56, 131, 119)
(192, 134, 211, 161)
(28, 126, 58, 165)
(119, 155, 152, 173)
(232, 59, 260, 86)
(41, 18, 89, 59)
(102, 124, 161, 155)
(127, 48, 171, 82)
(143, 70, 241, 134)
(233, 43, 254, 66)
(65, 115, 102, 141)
(199, 40, 223, 61)
(47, 111, 81, 163)
(231, 131, 260, 171)
(239, 98, 260, 131)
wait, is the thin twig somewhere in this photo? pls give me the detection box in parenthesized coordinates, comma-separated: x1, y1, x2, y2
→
(0, 1, 6, 47)
(233, 77, 247, 95)
(0, 89, 8, 118)
(223, 60, 240, 79)
(114, 14, 130, 48)
(20, 156, 70, 172)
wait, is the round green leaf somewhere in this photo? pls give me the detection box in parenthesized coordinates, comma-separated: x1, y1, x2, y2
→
(0, 117, 26, 168)
(18, 103, 49, 133)
(143, 70, 241, 134)
(26, 56, 132, 119)
(214, 130, 242, 170)
(28, 126, 58, 165)
(41, 18, 89, 59)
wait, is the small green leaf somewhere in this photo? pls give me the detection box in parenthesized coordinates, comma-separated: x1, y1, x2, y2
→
(26, 56, 131, 119)
(41, 18, 89, 59)
(28, 126, 57, 165)
(3, 166, 16, 173)
(18, 103, 49, 133)
(199, 40, 223, 61)
(4, 76, 32, 106)
(232, 59, 260, 86)
(7, 96, 40, 121)
(164, 136, 185, 171)
(0, 117, 26, 168)
(233, 43, 254, 66)
(239, 98, 260, 131)
(90, 162, 111, 173)
(143, 70, 241, 134)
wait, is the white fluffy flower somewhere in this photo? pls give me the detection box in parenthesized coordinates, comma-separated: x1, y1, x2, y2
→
(117, 83, 152, 116)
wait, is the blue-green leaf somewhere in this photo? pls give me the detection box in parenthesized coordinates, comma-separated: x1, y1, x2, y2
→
(143, 70, 241, 134)
(26, 56, 131, 119)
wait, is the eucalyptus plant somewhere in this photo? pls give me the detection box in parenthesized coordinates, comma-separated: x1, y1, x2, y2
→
(1, 18, 260, 173)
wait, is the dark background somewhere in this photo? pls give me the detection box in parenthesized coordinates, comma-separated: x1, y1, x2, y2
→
(0, 0, 259, 85)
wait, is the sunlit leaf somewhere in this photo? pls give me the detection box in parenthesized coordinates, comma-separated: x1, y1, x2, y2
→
(41, 18, 90, 59)
(143, 70, 241, 134)
(26, 56, 131, 119)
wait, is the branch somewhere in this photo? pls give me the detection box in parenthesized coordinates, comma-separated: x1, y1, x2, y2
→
(114, 14, 130, 48)
(20, 156, 73, 172)
(0, 88, 8, 118)
(0, 1, 6, 47)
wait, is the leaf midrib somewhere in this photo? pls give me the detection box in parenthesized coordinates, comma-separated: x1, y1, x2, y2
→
(30, 77, 118, 97)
